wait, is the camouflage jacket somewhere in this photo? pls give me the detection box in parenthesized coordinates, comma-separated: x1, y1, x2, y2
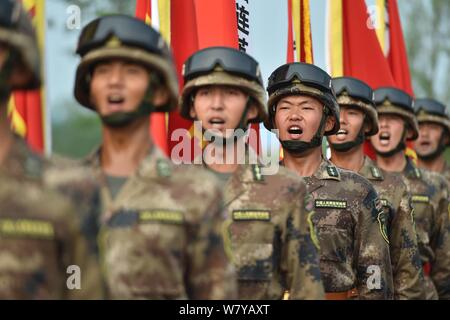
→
(85, 146, 237, 299)
(302, 158, 393, 299)
(221, 160, 324, 300)
(358, 157, 424, 299)
(401, 157, 450, 299)
(0, 136, 97, 299)
(442, 162, 450, 186)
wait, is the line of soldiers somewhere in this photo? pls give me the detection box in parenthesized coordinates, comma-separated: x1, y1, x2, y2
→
(0, 2, 449, 300)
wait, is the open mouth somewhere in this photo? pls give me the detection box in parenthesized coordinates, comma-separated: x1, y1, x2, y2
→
(287, 125, 303, 139)
(107, 94, 125, 107)
(379, 132, 391, 146)
(208, 117, 226, 129)
(420, 141, 431, 147)
(336, 129, 348, 137)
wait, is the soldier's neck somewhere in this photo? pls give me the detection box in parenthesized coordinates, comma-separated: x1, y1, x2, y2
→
(329, 144, 365, 172)
(375, 150, 407, 173)
(101, 118, 152, 177)
(204, 139, 245, 174)
(0, 104, 14, 167)
(417, 155, 446, 173)
(283, 147, 322, 177)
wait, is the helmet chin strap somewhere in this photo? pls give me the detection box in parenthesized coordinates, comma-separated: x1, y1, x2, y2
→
(202, 97, 253, 147)
(100, 73, 161, 128)
(280, 106, 328, 157)
(416, 130, 448, 161)
(374, 128, 407, 158)
(330, 123, 366, 153)
(0, 50, 14, 104)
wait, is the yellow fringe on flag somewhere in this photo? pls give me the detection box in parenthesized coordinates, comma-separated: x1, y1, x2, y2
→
(375, 0, 386, 54)
(302, 0, 313, 64)
(328, 0, 343, 77)
(292, 0, 301, 62)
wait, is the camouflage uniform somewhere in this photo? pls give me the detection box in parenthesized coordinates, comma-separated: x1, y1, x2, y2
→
(85, 146, 236, 299)
(358, 156, 425, 299)
(180, 48, 324, 300)
(219, 151, 324, 300)
(299, 158, 394, 299)
(0, 137, 98, 299)
(402, 157, 450, 299)
(44, 156, 104, 298)
(443, 163, 450, 184)
(329, 77, 424, 299)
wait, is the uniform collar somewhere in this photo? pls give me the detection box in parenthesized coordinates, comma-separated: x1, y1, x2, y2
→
(403, 156, 422, 179)
(311, 157, 341, 181)
(359, 156, 384, 181)
(85, 144, 173, 181)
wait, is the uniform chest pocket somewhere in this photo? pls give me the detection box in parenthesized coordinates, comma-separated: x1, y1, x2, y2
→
(228, 211, 276, 282)
(101, 209, 187, 298)
(316, 226, 353, 263)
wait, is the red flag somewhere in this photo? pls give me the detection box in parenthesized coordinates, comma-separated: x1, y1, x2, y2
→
(341, 0, 395, 87)
(287, 0, 314, 63)
(9, 0, 46, 153)
(329, 0, 396, 158)
(386, 0, 414, 96)
(168, 0, 200, 160)
(194, 0, 238, 48)
(169, 0, 255, 159)
(385, 0, 417, 159)
(135, 0, 170, 155)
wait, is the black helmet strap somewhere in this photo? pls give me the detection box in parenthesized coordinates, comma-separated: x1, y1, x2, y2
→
(374, 127, 407, 158)
(99, 73, 162, 128)
(0, 49, 14, 103)
(198, 96, 253, 147)
(330, 120, 366, 153)
(280, 105, 328, 156)
(416, 129, 448, 161)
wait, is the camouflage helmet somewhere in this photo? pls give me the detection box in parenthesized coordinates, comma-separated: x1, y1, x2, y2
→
(0, 0, 40, 89)
(414, 98, 450, 141)
(332, 76, 378, 136)
(180, 46, 267, 123)
(74, 14, 178, 112)
(373, 87, 418, 140)
(265, 62, 340, 135)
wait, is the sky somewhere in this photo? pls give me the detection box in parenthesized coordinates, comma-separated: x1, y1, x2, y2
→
(44, 0, 408, 154)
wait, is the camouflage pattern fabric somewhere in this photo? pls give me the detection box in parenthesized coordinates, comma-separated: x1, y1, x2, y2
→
(401, 157, 450, 300)
(358, 156, 425, 299)
(299, 158, 394, 299)
(85, 146, 237, 299)
(221, 153, 324, 300)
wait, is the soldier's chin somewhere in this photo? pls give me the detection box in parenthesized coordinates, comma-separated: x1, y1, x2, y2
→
(416, 148, 437, 158)
(373, 144, 393, 153)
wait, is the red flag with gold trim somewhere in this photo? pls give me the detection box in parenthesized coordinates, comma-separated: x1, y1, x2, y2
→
(287, 0, 313, 64)
(8, 0, 46, 153)
(135, 0, 170, 155)
(136, 0, 247, 160)
(385, 0, 417, 160)
(281, 0, 314, 159)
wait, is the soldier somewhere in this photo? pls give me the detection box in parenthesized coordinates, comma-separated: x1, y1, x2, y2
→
(179, 46, 325, 300)
(0, 0, 99, 299)
(327, 76, 425, 299)
(265, 62, 394, 300)
(414, 98, 450, 182)
(371, 87, 450, 299)
(73, 15, 236, 299)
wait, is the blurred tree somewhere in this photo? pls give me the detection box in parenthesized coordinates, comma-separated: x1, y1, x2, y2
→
(398, 0, 450, 162)
(50, 0, 134, 159)
(52, 101, 101, 159)
(399, 0, 449, 103)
